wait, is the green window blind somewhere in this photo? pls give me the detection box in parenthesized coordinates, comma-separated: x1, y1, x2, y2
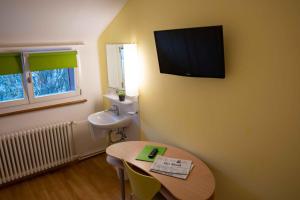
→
(0, 53, 22, 75)
(28, 51, 78, 72)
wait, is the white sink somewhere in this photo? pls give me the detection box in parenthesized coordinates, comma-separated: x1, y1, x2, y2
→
(88, 111, 132, 130)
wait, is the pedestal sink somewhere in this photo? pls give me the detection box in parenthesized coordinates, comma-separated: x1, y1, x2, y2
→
(88, 111, 132, 141)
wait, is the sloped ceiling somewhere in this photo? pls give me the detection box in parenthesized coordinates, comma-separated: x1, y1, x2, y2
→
(0, 0, 127, 43)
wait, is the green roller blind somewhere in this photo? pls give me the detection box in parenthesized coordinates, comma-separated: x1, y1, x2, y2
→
(28, 51, 78, 71)
(0, 53, 22, 75)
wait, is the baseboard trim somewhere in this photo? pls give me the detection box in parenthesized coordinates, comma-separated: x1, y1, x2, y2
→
(78, 148, 106, 160)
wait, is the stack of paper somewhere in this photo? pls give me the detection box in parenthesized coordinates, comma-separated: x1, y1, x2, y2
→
(150, 155, 193, 179)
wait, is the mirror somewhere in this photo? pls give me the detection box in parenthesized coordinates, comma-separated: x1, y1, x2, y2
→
(106, 44, 125, 89)
(106, 43, 139, 97)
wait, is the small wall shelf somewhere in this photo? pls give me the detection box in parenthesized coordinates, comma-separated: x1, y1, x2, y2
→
(104, 94, 135, 105)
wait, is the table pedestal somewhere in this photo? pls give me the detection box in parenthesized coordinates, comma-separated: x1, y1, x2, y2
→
(106, 155, 125, 200)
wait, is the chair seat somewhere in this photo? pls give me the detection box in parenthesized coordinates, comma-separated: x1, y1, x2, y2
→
(124, 161, 161, 200)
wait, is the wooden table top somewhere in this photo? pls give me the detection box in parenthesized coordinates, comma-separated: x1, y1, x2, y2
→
(106, 141, 215, 200)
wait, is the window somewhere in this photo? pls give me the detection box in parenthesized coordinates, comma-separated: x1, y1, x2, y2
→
(0, 49, 80, 109)
(32, 68, 75, 97)
(0, 73, 24, 102)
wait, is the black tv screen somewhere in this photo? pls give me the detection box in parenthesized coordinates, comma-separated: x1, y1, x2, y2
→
(154, 25, 225, 78)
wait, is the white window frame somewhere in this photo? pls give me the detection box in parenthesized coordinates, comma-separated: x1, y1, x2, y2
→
(0, 96, 29, 109)
(0, 48, 82, 109)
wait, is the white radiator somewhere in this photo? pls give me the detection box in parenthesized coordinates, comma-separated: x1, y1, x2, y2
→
(0, 122, 74, 185)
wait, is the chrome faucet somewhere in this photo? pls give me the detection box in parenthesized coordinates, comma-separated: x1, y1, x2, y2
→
(108, 104, 120, 116)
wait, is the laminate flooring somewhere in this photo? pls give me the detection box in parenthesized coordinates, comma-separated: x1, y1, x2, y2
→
(0, 153, 131, 200)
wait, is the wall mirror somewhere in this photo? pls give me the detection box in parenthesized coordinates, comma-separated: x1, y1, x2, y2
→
(106, 44, 125, 89)
(106, 43, 139, 97)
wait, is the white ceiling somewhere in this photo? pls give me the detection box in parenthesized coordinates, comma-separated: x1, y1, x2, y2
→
(0, 0, 127, 43)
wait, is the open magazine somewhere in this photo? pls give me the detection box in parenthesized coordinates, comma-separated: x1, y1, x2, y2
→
(150, 155, 193, 179)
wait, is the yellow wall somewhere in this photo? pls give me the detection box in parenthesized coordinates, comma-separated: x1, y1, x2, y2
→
(99, 0, 300, 199)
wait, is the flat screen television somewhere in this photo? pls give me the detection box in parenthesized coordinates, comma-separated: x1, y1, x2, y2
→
(154, 25, 225, 78)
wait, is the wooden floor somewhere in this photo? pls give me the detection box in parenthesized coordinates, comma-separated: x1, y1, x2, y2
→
(0, 153, 131, 200)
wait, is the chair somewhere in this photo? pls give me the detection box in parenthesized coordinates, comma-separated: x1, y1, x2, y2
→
(123, 161, 161, 200)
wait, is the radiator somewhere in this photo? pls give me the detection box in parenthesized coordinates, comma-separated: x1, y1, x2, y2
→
(0, 122, 74, 185)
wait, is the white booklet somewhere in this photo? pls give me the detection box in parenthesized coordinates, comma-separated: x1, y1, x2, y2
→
(150, 155, 193, 179)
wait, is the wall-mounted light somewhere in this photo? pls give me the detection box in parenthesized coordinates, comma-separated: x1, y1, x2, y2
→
(123, 44, 139, 97)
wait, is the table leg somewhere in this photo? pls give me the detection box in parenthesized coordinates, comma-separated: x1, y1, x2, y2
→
(106, 155, 126, 200)
(117, 167, 125, 200)
(160, 186, 176, 200)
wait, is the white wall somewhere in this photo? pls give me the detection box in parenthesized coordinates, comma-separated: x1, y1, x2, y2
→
(0, 0, 127, 156)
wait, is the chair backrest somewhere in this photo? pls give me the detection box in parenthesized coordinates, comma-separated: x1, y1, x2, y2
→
(123, 161, 161, 200)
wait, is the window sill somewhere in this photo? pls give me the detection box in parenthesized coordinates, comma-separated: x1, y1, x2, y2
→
(0, 98, 87, 117)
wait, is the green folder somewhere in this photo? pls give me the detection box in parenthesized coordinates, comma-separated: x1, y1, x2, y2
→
(136, 145, 167, 162)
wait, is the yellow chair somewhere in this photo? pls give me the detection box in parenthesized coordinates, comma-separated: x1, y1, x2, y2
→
(123, 161, 161, 200)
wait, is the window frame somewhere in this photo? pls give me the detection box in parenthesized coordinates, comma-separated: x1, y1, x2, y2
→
(0, 48, 82, 110)
(0, 96, 29, 109)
